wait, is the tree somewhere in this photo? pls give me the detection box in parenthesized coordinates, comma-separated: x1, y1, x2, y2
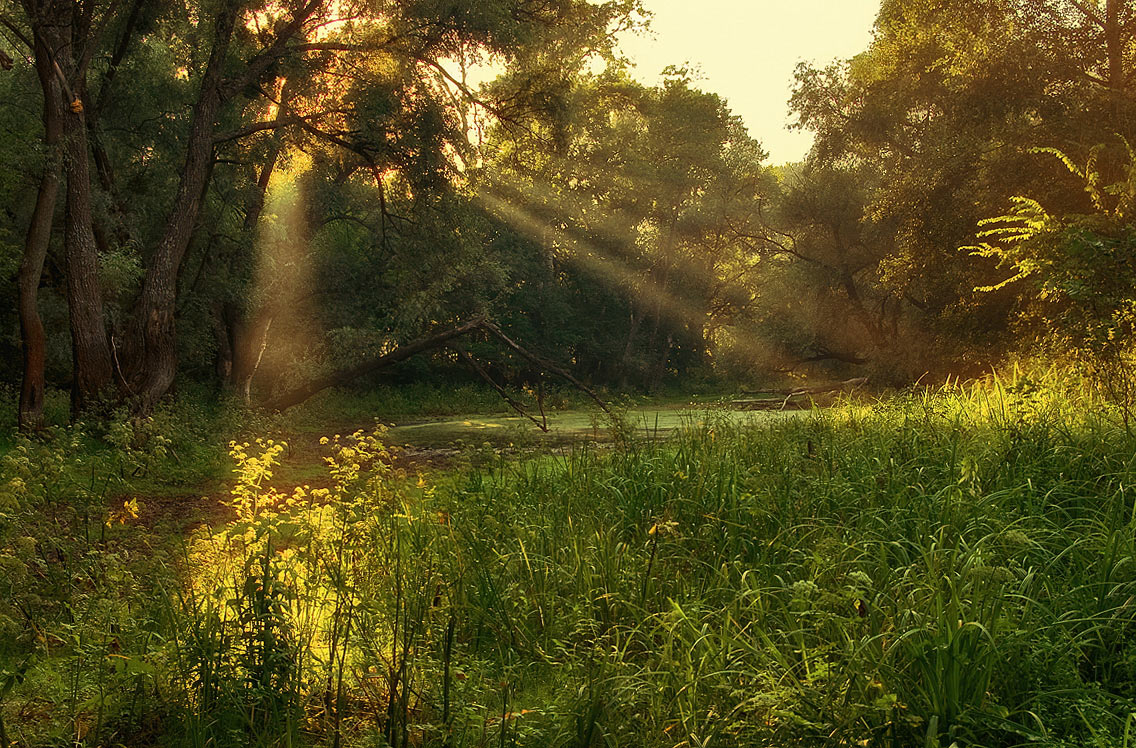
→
(785, 0, 1136, 372)
(1, 0, 641, 415)
(8, 0, 118, 415)
(480, 67, 774, 388)
(9, 23, 60, 429)
(970, 143, 1136, 424)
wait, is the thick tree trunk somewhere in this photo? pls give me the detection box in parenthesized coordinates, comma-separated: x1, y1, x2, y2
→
(61, 101, 115, 413)
(839, 269, 884, 349)
(124, 4, 238, 411)
(17, 48, 62, 431)
(34, 9, 115, 415)
(1106, 0, 1124, 94)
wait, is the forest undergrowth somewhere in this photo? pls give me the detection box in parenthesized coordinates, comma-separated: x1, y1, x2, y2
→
(2, 373, 1136, 747)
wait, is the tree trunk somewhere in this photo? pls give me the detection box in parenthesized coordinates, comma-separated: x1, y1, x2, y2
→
(618, 308, 640, 388)
(35, 9, 115, 415)
(643, 215, 677, 389)
(72, 0, 148, 259)
(1106, 0, 1124, 94)
(61, 100, 115, 413)
(648, 333, 673, 392)
(212, 303, 233, 384)
(124, 3, 239, 411)
(230, 312, 273, 403)
(17, 45, 63, 430)
(227, 136, 283, 401)
(839, 269, 884, 349)
(643, 261, 673, 390)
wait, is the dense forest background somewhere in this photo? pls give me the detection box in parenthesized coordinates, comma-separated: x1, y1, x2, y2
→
(2, 0, 1136, 422)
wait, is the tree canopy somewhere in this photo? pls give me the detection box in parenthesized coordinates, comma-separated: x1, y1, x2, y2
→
(4, 0, 1136, 421)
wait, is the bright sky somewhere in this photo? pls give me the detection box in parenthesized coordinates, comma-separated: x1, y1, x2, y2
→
(618, 0, 881, 164)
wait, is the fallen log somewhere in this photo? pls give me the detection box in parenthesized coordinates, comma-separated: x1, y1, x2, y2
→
(263, 317, 613, 418)
(264, 317, 487, 411)
(733, 377, 868, 411)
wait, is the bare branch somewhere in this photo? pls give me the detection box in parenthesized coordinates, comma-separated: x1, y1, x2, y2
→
(1064, 0, 1106, 28)
(481, 321, 612, 415)
(0, 11, 31, 50)
(456, 348, 549, 431)
(213, 115, 307, 143)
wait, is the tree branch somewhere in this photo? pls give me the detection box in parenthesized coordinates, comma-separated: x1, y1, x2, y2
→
(213, 115, 307, 143)
(456, 348, 549, 431)
(481, 322, 612, 415)
(0, 10, 31, 50)
(220, 0, 324, 101)
(263, 316, 488, 411)
(1065, 0, 1106, 28)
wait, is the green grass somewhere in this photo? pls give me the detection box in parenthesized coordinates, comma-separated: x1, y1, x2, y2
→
(4, 374, 1136, 746)
(417, 381, 1136, 747)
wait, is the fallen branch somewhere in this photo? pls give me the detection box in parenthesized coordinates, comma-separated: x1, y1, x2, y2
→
(771, 350, 870, 374)
(734, 377, 869, 411)
(481, 322, 612, 416)
(263, 316, 613, 419)
(264, 317, 486, 411)
(456, 348, 549, 432)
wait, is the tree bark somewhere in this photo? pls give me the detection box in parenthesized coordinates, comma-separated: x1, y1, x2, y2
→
(60, 99, 115, 413)
(1106, 0, 1124, 94)
(17, 42, 62, 430)
(34, 5, 115, 415)
(123, 2, 239, 410)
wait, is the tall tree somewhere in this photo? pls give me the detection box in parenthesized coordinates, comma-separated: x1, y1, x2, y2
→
(785, 0, 1136, 370)
(14, 0, 116, 414)
(14, 29, 60, 429)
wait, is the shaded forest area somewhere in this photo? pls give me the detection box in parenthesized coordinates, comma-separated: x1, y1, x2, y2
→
(1, 0, 1134, 425)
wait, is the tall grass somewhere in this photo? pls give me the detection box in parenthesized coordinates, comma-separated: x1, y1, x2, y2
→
(4, 373, 1136, 746)
(422, 374, 1136, 746)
